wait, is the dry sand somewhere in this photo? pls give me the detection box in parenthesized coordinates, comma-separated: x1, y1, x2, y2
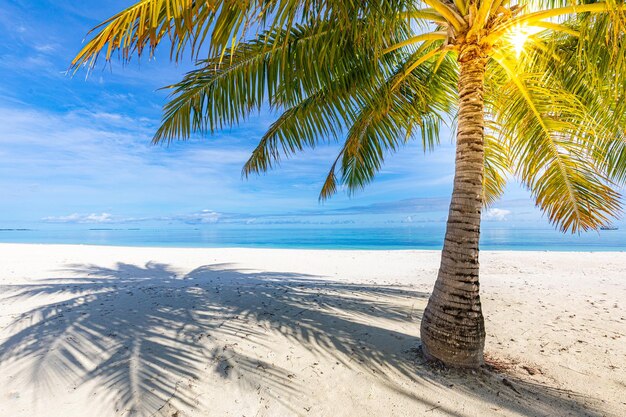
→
(0, 243, 624, 417)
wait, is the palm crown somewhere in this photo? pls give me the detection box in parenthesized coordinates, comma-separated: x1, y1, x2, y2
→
(72, 0, 626, 232)
(72, 0, 626, 367)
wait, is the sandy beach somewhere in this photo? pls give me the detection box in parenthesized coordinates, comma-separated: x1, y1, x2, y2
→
(0, 243, 624, 416)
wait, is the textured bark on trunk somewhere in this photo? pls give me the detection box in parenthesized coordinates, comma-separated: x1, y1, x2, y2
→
(420, 49, 487, 368)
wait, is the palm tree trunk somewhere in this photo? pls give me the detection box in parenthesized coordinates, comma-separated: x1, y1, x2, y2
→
(420, 49, 487, 368)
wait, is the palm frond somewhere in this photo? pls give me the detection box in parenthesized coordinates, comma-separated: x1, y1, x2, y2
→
(482, 121, 511, 206)
(241, 60, 387, 176)
(322, 47, 457, 199)
(489, 48, 622, 232)
(71, 0, 213, 69)
(154, 20, 401, 143)
(71, 0, 417, 71)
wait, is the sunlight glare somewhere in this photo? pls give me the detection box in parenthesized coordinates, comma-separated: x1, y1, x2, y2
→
(509, 25, 543, 57)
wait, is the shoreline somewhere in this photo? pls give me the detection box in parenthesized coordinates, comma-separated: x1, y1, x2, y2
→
(1, 244, 624, 416)
(0, 241, 624, 253)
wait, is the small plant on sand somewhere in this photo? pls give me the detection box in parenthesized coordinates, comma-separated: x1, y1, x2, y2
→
(73, 0, 626, 368)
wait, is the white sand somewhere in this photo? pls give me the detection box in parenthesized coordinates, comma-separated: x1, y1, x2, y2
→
(0, 243, 624, 417)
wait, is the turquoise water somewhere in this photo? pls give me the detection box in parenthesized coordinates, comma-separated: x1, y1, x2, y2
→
(0, 225, 624, 251)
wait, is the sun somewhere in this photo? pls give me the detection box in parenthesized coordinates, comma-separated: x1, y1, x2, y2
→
(508, 25, 543, 57)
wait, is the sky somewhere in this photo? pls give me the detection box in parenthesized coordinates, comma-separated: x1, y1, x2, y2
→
(0, 0, 611, 230)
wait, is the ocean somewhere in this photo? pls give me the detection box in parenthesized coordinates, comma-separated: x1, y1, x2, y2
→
(0, 224, 624, 251)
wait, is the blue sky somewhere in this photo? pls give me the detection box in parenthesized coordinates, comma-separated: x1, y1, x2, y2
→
(0, 1, 599, 229)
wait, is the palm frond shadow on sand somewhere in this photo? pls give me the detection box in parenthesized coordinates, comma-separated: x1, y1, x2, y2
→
(0, 262, 606, 416)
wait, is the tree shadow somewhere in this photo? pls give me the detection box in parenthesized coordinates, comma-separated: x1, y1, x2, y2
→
(0, 262, 609, 416)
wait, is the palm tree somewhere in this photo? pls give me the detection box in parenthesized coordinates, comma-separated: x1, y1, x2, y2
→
(72, 0, 626, 368)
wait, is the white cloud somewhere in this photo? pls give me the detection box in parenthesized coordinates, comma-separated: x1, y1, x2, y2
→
(178, 209, 222, 224)
(43, 212, 113, 223)
(34, 43, 57, 53)
(484, 208, 511, 221)
(41, 210, 226, 225)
